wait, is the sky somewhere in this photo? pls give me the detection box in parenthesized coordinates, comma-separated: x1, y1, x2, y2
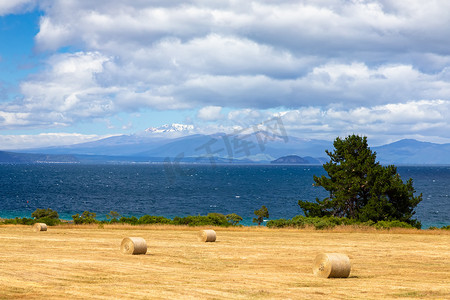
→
(1, 0, 450, 150)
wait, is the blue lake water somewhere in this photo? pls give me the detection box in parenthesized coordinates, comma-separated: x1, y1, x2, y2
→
(0, 164, 449, 228)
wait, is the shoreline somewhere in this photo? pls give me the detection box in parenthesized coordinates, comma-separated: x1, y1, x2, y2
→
(2, 212, 450, 230)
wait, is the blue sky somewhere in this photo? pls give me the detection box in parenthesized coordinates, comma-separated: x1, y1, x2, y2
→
(1, 0, 450, 149)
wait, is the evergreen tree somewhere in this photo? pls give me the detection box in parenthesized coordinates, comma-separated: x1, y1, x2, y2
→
(298, 135, 422, 228)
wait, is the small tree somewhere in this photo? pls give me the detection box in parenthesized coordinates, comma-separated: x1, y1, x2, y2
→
(253, 205, 269, 225)
(298, 135, 422, 228)
(31, 208, 59, 220)
(226, 213, 243, 226)
(106, 211, 121, 222)
(72, 211, 97, 224)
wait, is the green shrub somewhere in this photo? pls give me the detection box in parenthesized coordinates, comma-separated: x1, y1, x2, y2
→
(172, 213, 231, 227)
(112, 213, 242, 227)
(313, 219, 334, 230)
(0, 216, 60, 226)
(35, 216, 61, 226)
(138, 215, 172, 225)
(71, 214, 82, 224)
(289, 215, 306, 228)
(374, 220, 414, 229)
(441, 225, 450, 230)
(72, 211, 98, 224)
(266, 218, 291, 228)
(267, 215, 418, 230)
(173, 215, 195, 226)
(2, 217, 35, 225)
(292, 215, 348, 229)
(119, 216, 139, 225)
(359, 220, 376, 227)
(206, 213, 229, 226)
(31, 208, 59, 220)
(267, 215, 345, 229)
(172, 215, 207, 226)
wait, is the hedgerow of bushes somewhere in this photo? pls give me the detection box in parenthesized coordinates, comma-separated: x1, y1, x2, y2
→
(1, 208, 449, 230)
(117, 212, 235, 227)
(266, 215, 419, 230)
(68, 211, 241, 227)
(0, 209, 243, 227)
(1, 208, 61, 226)
(1, 216, 61, 226)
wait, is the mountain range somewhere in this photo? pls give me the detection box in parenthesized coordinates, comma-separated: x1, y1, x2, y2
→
(271, 155, 327, 165)
(2, 124, 450, 165)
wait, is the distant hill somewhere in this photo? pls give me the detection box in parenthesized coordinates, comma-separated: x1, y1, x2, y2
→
(373, 139, 450, 165)
(0, 151, 79, 164)
(15, 132, 333, 163)
(7, 132, 450, 165)
(17, 134, 170, 156)
(271, 155, 326, 164)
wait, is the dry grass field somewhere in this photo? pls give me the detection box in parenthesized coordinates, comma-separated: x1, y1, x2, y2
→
(0, 224, 449, 299)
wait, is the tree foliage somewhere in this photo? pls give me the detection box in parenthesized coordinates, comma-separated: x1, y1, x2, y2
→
(298, 135, 422, 228)
(106, 211, 121, 222)
(31, 208, 59, 220)
(72, 211, 98, 224)
(253, 205, 269, 225)
(226, 213, 243, 226)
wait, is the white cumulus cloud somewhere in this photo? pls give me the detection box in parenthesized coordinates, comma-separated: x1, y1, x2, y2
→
(1, 0, 450, 144)
(197, 106, 223, 121)
(278, 100, 450, 144)
(0, 0, 35, 15)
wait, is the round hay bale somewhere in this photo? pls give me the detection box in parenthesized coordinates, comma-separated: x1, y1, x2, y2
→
(33, 223, 47, 232)
(120, 237, 147, 255)
(198, 229, 216, 242)
(313, 253, 351, 278)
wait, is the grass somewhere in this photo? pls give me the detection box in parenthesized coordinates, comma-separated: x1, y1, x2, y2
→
(0, 224, 449, 299)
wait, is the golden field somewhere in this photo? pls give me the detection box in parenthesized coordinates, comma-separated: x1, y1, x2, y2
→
(0, 225, 449, 299)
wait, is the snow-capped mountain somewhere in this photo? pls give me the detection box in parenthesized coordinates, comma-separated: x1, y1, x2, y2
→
(9, 121, 450, 164)
(145, 123, 194, 133)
